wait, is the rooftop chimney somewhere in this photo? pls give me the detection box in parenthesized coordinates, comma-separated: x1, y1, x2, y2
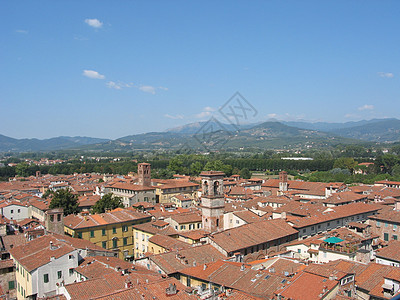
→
(166, 283, 177, 296)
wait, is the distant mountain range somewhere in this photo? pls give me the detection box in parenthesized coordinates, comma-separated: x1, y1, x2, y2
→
(1, 118, 400, 152)
(0, 135, 109, 152)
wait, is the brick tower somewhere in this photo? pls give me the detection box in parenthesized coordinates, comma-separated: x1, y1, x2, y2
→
(200, 171, 225, 233)
(45, 208, 64, 235)
(138, 163, 151, 186)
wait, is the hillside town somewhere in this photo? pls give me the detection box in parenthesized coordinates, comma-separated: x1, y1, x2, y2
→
(0, 162, 399, 299)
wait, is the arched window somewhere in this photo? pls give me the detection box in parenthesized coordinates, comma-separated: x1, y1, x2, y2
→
(214, 181, 219, 195)
(203, 181, 208, 195)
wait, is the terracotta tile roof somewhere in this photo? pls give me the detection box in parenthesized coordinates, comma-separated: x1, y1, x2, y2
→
(247, 257, 305, 277)
(276, 271, 338, 299)
(288, 203, 381, 229)
(232, 210, 262, 224)
(106, 182, 155, 191)
(179, 260, 288, 298)
(0, 259, 14, 269)
(209, 219, 298, 254)
(64, 269, 163, 299)
(149, 234, 191, 251)
(51, 233, 114, 253)
(133, 221, 177, 236)
(91, 277, 195, 300)
(369, 210, 400, 224)
(78, 195, 100, 207)
(375, 240, 400, 262)
(148, 244, 226, 275)
(323, 191, 367, 205)
(1, 234, 27, 250)
(157, 181, 199, 190)
(75, 260, 117, 279)
(64, 208, 150, 229)
(177, 229, 207, 241)
(168, 212, 202, 224)
(9, 235, 76, 272)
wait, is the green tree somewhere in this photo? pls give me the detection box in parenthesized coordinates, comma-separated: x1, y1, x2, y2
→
(190, 161, 203, 176)
(240, 168, 251, 179)
(333, 157, 357, 173)
(392, 164, 400, 177)
(49, 189, 79, 215)
(92, 193, 124, 214)
(15, 162, 30, 177)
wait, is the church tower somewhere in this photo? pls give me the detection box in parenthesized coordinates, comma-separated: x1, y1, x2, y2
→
(138, 163, 151, 186)
(279, 171, 288, 195)
(200, 171, 225, 233)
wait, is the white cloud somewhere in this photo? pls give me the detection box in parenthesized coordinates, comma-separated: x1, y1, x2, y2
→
(358, 104, 374, 111)
(378, 72, 394, 78)
(158, 86, 169, 91)
(196, 106, 216, 118)
(106, 81, 133, 89)
(15, 29, 28, 34)
(164, 114, 184, 120)
(82, 70, 105, 79)
(267, 113, 277, 119)
(139, 85, 156, 94)
(85, 18, 103, 28)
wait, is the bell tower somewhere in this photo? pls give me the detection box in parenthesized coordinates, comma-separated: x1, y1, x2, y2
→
(279, 171, 288, 195)
(200, 171, 225, 233)
(138, 163, 151, 186)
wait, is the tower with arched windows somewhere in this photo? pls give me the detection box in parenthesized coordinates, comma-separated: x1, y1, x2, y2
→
(200, 171, 225, 233)
(138, 163, 151, 186)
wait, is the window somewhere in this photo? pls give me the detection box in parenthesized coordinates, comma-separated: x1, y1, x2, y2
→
(302, 229, 306, 233)
(57, 214, 61, 221)
(102, 229, 106, 236)
(90, 230, 95, 238)
(384, 233, 389, 242)
(395, 224, 398, 230)
(122, 225, 128, 232)
(123, 237, 128, 246)
(77, 232, 82, 239)
(297, 249, 301, 253)
(10, 210, 13, 214)
(57, 270, 62, 279)
(135, 232, 138, 239)
(50, 215, 54, 222)
(394, 235, 398, 241)
(8, 281, 14, 290)
(385, 222, 389, 227)
(69, 254, 74, 259)
(44, 273, 49, 283)
(377, 220, 381, 227)
(17, 209, 20, 213)
(113, 239, 118, 248)
(112, 227, 117, 234)
(102, 241, 107, 248)
(69, 268, 74, 276)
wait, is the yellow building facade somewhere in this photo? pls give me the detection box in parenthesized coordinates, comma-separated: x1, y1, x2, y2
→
(64, 208, 151, 260)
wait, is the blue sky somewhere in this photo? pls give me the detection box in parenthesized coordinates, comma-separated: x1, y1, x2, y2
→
(1, 1, 399, 139)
